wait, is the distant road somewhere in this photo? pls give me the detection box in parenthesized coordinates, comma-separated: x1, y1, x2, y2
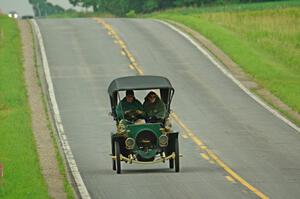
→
(37, 18, 300, 199)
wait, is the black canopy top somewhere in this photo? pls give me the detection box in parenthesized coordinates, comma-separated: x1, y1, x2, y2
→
(108, 76, 174, 96)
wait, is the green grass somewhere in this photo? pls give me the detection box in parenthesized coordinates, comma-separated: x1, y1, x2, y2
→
(147, 1, 300, 125)
(0, 16, 50, 198)
(153, 0, 300, 15)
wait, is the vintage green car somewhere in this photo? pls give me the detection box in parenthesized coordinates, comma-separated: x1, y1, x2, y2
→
(108, 76, 180, 174)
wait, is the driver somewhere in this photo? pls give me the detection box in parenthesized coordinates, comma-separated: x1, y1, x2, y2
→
(116, 90, 145, 121)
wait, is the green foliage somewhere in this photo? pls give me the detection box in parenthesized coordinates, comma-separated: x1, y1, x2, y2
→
(0, 15, 49, 198)
(143, 0, 159, 12)
(126, 10, 137, 18)
(28, 0, 65, 17)
(149, 2, 300, 123)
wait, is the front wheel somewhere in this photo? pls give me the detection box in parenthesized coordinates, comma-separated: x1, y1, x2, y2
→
(115, 141, 121, 174)
(174, 138, 180, 172)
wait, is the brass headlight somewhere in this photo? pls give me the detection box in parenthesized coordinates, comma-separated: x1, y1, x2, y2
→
(117, 120, 126, 134)
(125, 138, 135, 149)
(159, 135, 168, 147)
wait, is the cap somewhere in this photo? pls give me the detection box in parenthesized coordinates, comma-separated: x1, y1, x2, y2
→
(126, 90, 134, 96)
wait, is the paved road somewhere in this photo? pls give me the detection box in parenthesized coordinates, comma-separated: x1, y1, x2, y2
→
(37, 18, 300, 199)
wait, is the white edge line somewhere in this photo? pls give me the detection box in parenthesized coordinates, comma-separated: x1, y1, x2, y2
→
(157, 20, 300, 133)
(31, 19, 91, 199)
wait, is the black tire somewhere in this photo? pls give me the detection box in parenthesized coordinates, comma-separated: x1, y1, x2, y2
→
(174, 138, 180, 172)
(111, 137, 116, 171)
(115, 141, 121, 174)
(169, 159, 174, 169)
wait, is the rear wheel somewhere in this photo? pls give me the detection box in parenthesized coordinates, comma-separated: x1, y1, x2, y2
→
(169, 159, 174, 169)
(111, 137, 116, 171)
(115, 141, 121, 174)
(174, 138, 180, 172)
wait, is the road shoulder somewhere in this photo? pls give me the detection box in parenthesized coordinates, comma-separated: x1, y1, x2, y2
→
(18, 20, 68, 199)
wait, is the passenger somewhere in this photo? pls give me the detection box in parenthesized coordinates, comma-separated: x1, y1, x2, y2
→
(143, 91, 166, 123)
(116, 90, 145, 122)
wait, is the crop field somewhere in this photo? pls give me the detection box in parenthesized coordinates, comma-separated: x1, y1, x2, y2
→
(149, 1, 300, 124)
(160, 0, 300, 14)
(0, 16, 49, 198)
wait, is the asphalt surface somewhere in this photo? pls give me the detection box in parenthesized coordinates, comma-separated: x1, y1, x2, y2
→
(37, 18, 300, 199)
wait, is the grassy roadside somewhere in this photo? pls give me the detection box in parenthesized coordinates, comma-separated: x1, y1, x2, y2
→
(147, 1, 300, 126)
(0, 16, 49, 198)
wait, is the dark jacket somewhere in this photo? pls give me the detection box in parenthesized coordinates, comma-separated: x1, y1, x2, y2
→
(143, 97, 166, 120)
(116, 97, 144, 120)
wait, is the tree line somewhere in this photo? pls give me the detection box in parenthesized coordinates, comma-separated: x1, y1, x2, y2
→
(28, 0, 65, 16)
(68, 0, 279, 16)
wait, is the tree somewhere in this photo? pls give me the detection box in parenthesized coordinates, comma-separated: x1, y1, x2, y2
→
(28, 0, 65, 16)
(69, 0, 81, 7)
(143, 0, 159, 12)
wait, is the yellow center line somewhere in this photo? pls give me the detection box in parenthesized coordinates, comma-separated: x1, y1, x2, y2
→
(171, 113, 206, 148)
(209, 160, 215, 164)
(181, 134, 189, 139)
(94, 18, 144, 75)
(200, 153, 210, 161)
(94, 18, 269, 199)
(172, 112, 269, 199)
(226, 175, 236, 183)
(128, 64, 134, 70)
